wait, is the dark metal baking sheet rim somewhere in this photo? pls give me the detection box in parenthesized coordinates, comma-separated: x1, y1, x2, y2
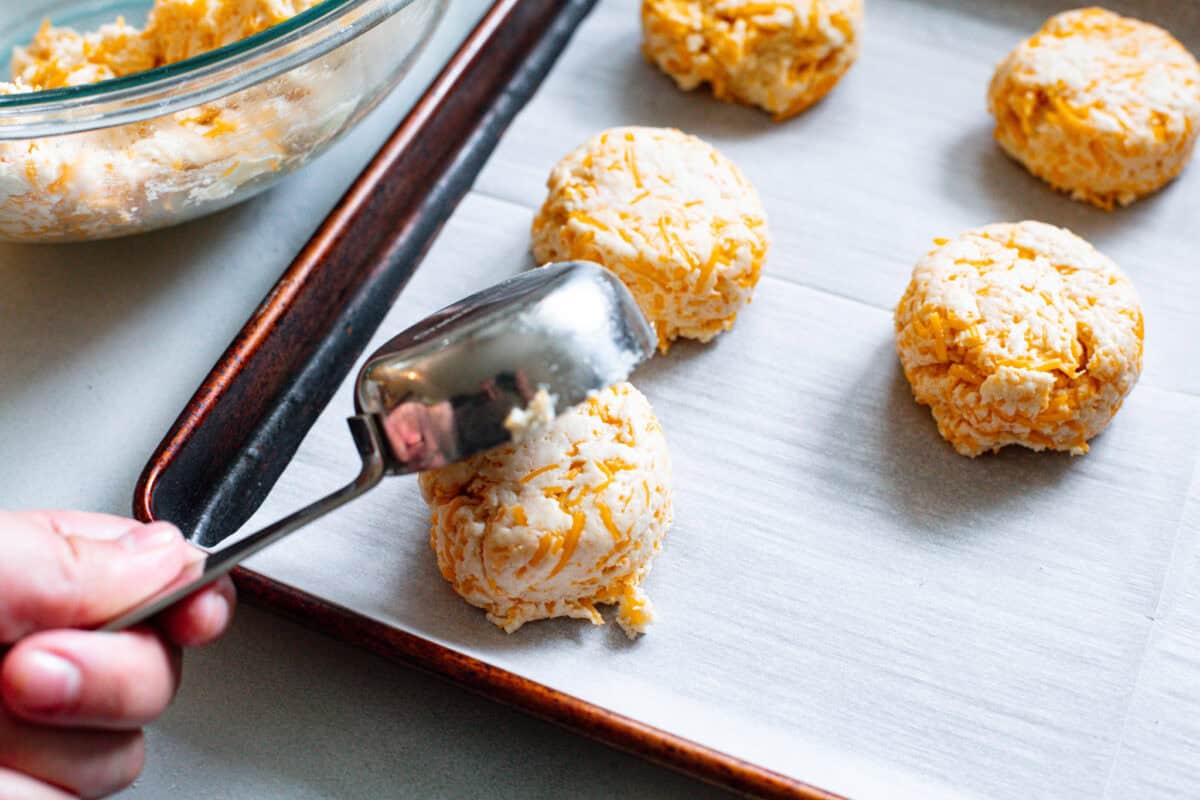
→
(134, 2, 838, 797)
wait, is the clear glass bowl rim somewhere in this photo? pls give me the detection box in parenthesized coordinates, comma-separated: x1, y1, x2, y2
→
(0, 0, 427, 139)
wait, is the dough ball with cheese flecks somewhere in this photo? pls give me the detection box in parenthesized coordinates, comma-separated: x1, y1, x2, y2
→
(641, 0, 863, 120)
(895, 221, 1144, 457)
(418, 383, 673, 637)
(531, 126, 769, 352)
(988, 8, 1200, 210)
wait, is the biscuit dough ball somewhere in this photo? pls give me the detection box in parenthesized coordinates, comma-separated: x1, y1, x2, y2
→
(531, 126, 769, 352)
(641, 0, 863, 119)
(419, 383, 673, 636)
(895, 221, 1143, 457)
(988, 8, 1200, 210)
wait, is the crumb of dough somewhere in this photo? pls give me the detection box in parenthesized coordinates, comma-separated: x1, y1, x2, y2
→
(531, 126, 769, 353)
(641, 0, 863, 120)
(419, 383, 672, 637)
(895, 221, 1143, 457)
(504, 389, 557, 445)
(988, 7, 1200, 210)
(0, 0, 359, 242)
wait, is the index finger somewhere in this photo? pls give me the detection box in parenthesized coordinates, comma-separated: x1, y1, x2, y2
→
(0, 512, 193, 641)
(20, 511, 145, 542)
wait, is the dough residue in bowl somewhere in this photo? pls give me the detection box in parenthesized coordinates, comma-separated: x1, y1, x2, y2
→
(0, 0, 361, 241)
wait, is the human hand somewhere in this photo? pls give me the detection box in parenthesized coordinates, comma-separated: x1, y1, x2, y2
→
(0, 511, 236, 798)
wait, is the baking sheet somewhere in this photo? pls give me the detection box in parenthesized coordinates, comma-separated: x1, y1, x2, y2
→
(234, 1, 1200, 797)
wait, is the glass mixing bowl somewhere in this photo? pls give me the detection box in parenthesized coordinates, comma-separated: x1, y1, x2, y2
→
(0, 0, 447, 242)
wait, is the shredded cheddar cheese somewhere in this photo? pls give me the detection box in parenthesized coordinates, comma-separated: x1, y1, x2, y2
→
(894, 221, 1143, 457)
(531, 126, 769, 352)
(419, 383, 673, 637)
(641, 0, 863, 120)
(988, 8, 1200, 209)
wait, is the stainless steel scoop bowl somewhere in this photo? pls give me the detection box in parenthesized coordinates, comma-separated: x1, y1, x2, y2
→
(103, 262, 655, 630)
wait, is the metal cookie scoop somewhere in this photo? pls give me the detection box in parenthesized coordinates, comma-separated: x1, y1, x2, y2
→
(103, 262, 655, 631)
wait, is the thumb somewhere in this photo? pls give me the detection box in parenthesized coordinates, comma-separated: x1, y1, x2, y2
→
(0, 511, 194, 642)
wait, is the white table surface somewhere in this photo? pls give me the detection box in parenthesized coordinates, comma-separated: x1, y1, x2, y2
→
(0, 3, 732, 797)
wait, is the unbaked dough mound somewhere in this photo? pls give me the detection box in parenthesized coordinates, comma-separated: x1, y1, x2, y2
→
(419, 383, 673, 637)
(641, 0, 863, 119)
(988, 7, 1200, 210)
(531, 126, 768, 352)
(895, 221, 1143, 457)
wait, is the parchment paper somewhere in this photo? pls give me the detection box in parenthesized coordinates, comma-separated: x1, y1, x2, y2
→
(235, 1, 1200, 796)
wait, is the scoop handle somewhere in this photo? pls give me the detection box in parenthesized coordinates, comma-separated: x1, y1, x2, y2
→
(101, 415, 388, 632)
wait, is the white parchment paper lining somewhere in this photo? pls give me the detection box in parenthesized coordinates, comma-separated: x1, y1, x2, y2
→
(236, 2, 1200, 797)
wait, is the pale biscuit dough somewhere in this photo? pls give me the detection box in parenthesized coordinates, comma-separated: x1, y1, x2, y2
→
(503, 389, 557, 445)
(419, 383, 673, 637)
(531, 126, 769, 352)
(988, 7, 1200, 210)
(895, 221, 1143, 457)
(641, 0, 863, 119)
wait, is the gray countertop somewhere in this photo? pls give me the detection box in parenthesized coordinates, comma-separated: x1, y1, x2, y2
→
(0, 3, 731, 797)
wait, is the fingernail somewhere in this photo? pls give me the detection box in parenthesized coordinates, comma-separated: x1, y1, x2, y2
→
(14, 651, 81, 712)
(120, 521, 181, 553)
(201, 590, 232, 635)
